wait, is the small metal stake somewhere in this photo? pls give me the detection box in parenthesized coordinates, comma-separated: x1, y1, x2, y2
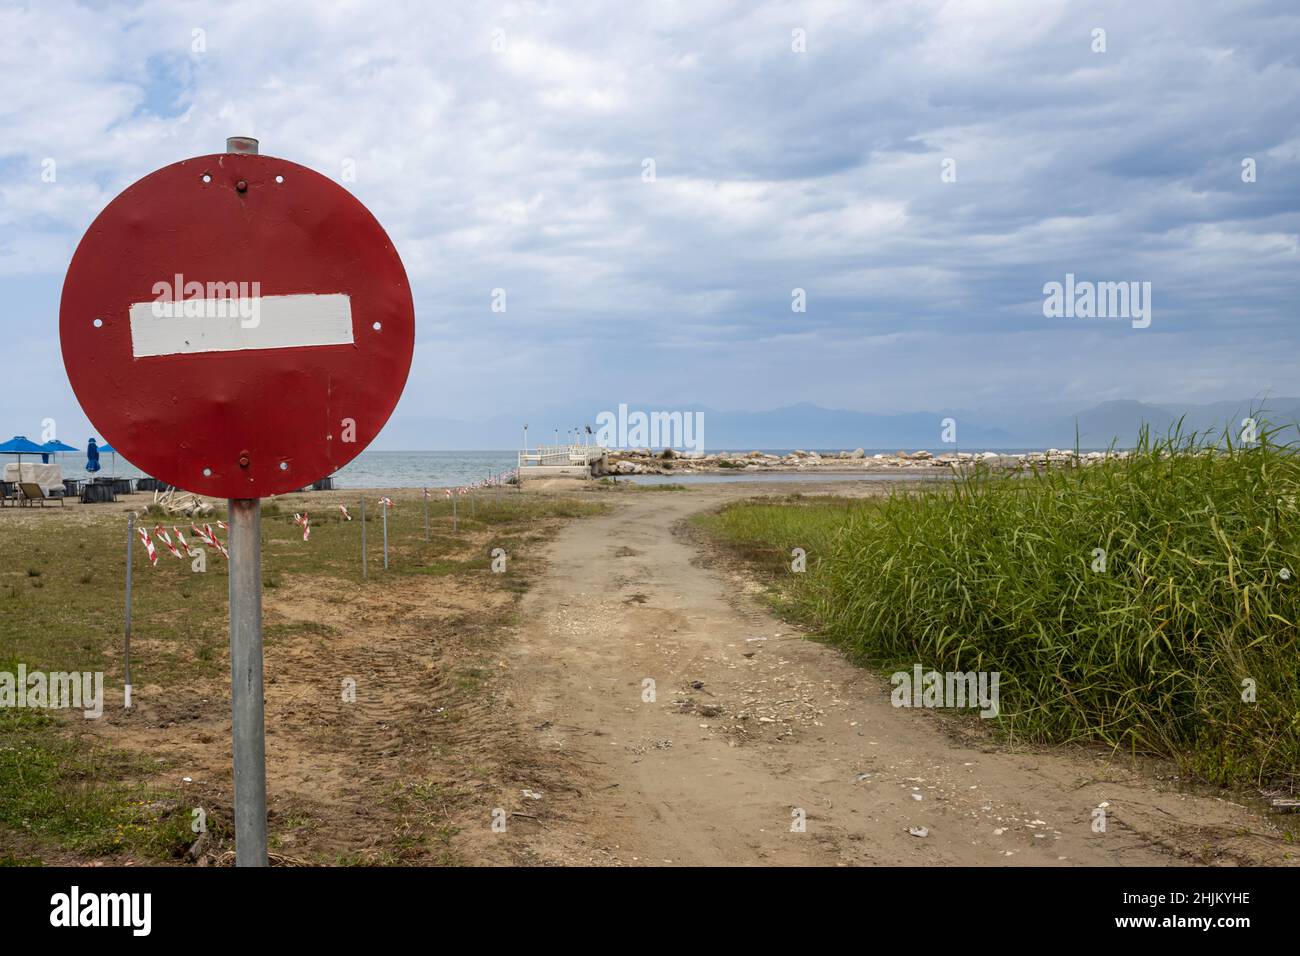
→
(360, 496, 367, 579)
(382, 499, 389, 570)
(452, 492, 457, 532)
(423, 488, 430, 542)
(123, 512, 134, 709)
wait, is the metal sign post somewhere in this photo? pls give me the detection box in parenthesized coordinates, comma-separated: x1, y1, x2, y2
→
(123, 512, 135, 709)
(222, 136, 268, 867)
(227, 497, 267, 866)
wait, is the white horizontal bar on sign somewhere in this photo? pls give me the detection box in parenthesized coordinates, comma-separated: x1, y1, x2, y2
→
(127, 293, 354, 358)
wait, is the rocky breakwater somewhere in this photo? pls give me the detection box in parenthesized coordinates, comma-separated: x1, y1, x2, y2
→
(602, 447, 1125, 475)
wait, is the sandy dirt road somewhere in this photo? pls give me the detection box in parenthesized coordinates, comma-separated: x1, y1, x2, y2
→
(496, 483, 1295, 867)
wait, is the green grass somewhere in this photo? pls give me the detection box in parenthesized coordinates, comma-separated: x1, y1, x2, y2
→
(697, 426, 1300, 788)
(0, 492, 605, 688)
(595, 478, 688, 491)
(0, 705, 198, 861)
(463, 496, 604, 522)
(698, 493, 862, 563)
(0, 489, 606, 862)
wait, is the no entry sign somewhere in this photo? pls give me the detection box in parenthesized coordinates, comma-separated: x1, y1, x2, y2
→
(60, 150, 414, 498)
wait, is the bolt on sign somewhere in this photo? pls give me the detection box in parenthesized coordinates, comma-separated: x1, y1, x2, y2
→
(60, 148, 415, 496)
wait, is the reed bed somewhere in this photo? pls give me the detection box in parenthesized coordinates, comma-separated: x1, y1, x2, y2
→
(699, 427, 1300, 787)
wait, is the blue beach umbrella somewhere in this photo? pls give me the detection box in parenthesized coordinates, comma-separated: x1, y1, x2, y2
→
(0, 436, 48, 479)
(97, 442, 119, 475)
(40, 439, 77, 464)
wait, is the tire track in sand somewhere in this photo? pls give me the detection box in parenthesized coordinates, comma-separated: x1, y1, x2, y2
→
(502, 484, 1295, 867)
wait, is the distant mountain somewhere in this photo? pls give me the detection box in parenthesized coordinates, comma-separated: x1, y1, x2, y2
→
(1053, 400, 1180, 447)
(1046, 398, 1300, 448)
(374, 398, 1300, 451)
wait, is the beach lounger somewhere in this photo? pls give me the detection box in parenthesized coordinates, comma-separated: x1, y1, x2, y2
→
(0, 480, 17, 507)
(18, 482, 65, 507)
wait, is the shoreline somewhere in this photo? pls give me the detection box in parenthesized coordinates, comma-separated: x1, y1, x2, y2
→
(601, 446, 1121, 476)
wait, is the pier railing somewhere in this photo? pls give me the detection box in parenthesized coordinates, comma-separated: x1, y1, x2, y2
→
(518, 444, 605, 468)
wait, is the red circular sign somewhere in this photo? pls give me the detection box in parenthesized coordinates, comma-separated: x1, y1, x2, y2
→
(60, 152, 414, 498)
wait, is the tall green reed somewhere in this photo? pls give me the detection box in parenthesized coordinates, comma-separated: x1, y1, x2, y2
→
(702, 425, 1300, 787)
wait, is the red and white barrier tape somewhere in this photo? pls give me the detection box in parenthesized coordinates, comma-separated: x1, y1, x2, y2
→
(137, 526, 158, 565)
(153, 526, 184, 560)
(193, 523, 228, 558)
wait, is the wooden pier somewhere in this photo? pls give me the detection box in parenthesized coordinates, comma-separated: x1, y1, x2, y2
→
(517, 444, 608, 479)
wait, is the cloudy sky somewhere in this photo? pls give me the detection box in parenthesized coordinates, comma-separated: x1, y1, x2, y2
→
(2, 0, 1298, 447)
